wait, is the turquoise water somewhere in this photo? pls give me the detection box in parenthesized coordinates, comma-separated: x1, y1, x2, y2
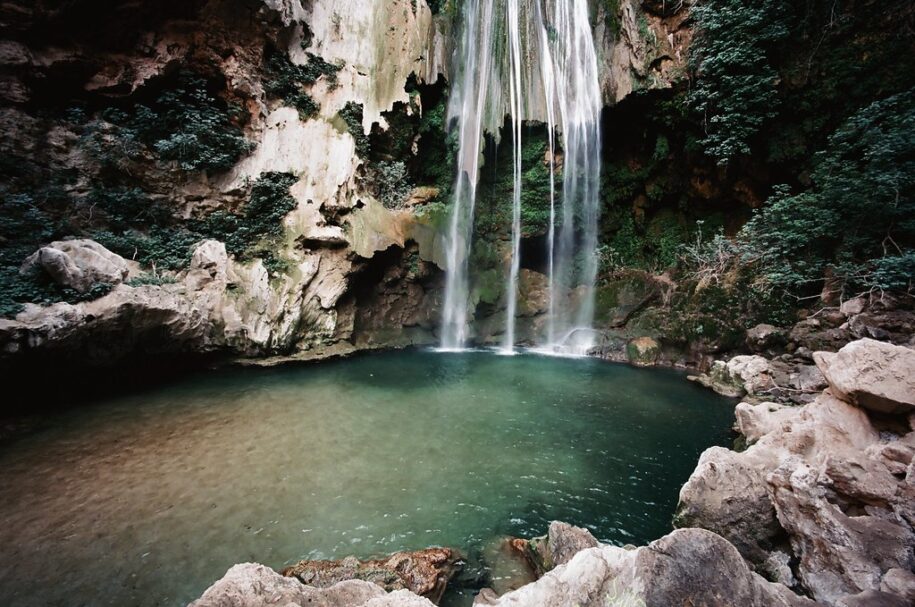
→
(0, 349, 733, 606)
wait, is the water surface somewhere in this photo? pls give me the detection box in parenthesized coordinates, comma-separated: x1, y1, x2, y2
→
(0, 349, 733, 606)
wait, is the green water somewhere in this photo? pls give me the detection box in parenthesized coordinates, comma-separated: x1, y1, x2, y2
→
(0, 349, 734, 606)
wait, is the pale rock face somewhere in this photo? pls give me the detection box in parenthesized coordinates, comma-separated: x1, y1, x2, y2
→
(814, 338, 915, 414)
(599, 0, 693, 104)
(190, 562, 436, 607)
(298, 0, 446, 130)
(20, 239, 130, 293)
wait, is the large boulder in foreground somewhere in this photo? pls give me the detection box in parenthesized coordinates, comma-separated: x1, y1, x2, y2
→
(281, 548, 459, 604)
(677, 343, 915, 605)
(474, 528, 815, 607)
(814, 338, 915, 414)
(190, 563, 435, 607)
(20, 239, 130, 292)
(527, 521, 599, 574)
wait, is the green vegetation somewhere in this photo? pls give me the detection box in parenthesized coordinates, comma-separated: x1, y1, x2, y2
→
(738, 89, 915, 297)
(370, 161, 413, 209)
(100, 71, 253, 173)
(475, 132, 556, 238)
(0, 172, 299, 317)
(688, 0, 789, 165)
(338, 101, 370, 157)
(264, 49, 341, 120)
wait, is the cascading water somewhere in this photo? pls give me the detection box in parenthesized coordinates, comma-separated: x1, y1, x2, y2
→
(542, 0, 603, 354)
(439, 0, 602, 355)
(439, 0, 497, 350)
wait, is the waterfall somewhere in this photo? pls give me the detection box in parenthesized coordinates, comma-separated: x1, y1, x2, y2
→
(543, 0, 603, 354)
(439, 0, 497, 350)
(501, 0, 524, 354)
(439, 0, 602, 354)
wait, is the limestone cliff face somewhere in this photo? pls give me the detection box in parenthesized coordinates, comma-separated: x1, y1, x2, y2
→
(0, 0, 691, 365)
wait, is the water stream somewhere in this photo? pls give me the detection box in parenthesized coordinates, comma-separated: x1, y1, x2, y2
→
(440, 0, 603, 353)
(0, 350, 733, 606)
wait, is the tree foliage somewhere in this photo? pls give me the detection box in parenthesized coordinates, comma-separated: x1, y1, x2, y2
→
(103, 71, 253, 173)
(739, 88, 915, 296)
(688, 0, 789, 164)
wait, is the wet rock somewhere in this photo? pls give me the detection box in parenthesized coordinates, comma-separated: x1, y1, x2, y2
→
(474, 528, 814, 607)
(20, 239, 130, 293)
(282, 548, 460, 604)
(814, 338, 915, 414)
(191, 562, 435, 607)
(527, 521, 600, 574)
(626, 336, 660, 366)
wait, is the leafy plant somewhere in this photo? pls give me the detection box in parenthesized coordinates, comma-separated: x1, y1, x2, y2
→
(688, 0, 789, 164)
(265, 50, 340, 121)
(739, 88, 915, 297)
(103, 71, 253, 172)
(339, 101, 370, 157)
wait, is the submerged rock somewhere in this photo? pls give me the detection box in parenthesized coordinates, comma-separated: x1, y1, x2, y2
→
(281, 547, 460, 604)
(813, 338, 915, 414)
(190, 562, 435, 607)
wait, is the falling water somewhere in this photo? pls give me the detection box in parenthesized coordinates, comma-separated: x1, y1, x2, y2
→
(439, 0, 497, 350)
(501, 0, 524, 354)
(439, 0, 602, 354)
(542, 0, 603, 354)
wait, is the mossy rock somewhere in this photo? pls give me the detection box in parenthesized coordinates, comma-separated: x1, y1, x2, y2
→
(594, 271, 658, 327)
(626, 336, 661, 366)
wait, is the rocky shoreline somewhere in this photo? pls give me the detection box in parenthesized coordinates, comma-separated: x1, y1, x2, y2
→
(187, 316, 915, 606)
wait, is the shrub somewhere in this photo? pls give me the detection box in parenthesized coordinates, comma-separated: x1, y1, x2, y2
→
(738, 88, 915, 297)
(370, 161, 413, 209)
(339, 102, 370, 157)
(688, 0, 789, 164)
(264, 50, 340, 121)
(103, 71, 253, 173)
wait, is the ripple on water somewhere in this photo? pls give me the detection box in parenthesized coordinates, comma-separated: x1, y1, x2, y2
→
(0, 349, 733, 607)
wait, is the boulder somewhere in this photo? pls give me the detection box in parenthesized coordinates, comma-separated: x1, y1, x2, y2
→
(474, 528, 815, 607)
(678, 388, 915, 606)
(769, 461, 915, 604)
(626, 336, 660, 366)
(281, 548, 460, 604)
(20, 239, 129, 293)
(190, 563, 435, 607)
(528, 521, 599, 573)
(840, 297, 867, 317)
(814, 338, 915, 414)
(747, 323, 786, 352)
(690, 354, 774, 397)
